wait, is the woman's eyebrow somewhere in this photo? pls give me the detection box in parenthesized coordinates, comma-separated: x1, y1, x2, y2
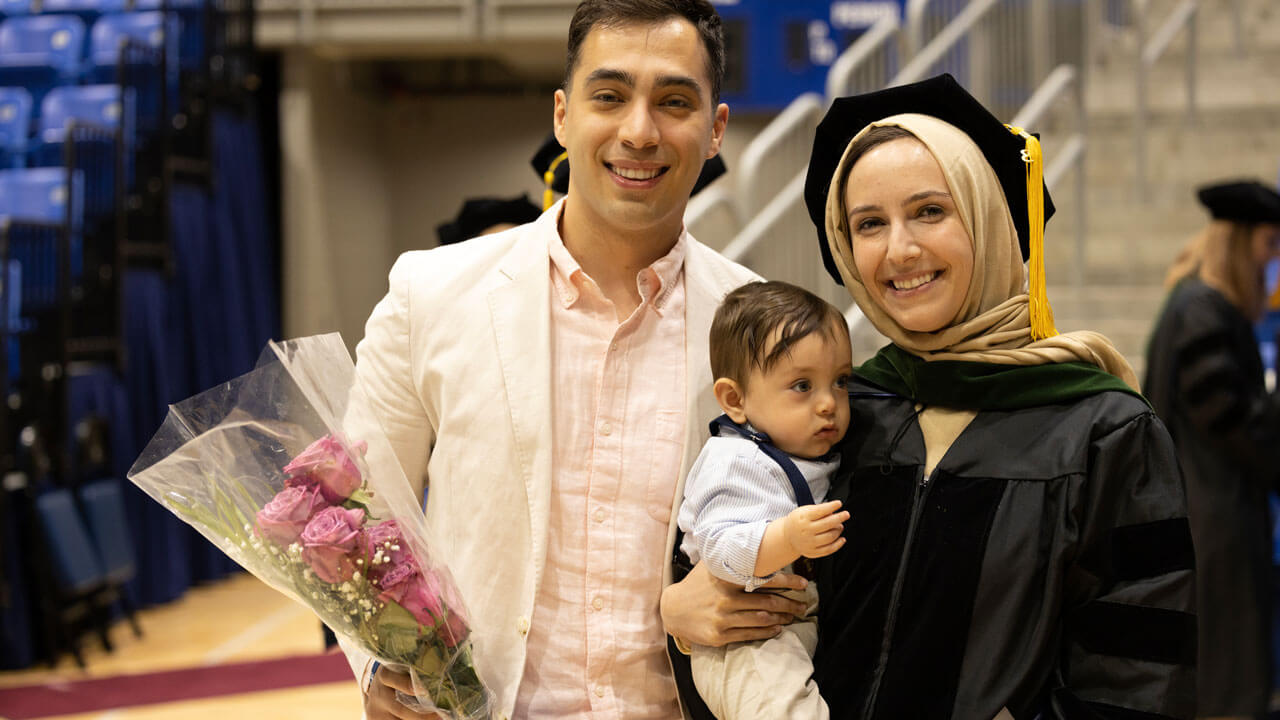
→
(903, 190, 951, 205)
(847, 190, 951, 218)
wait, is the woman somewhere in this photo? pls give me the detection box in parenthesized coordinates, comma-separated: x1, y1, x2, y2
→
(1143, 180, 1280, 719)
(801, 74, 1196, 718)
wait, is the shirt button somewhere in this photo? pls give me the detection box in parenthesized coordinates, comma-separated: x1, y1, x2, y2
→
(593, 507, 606, 523)
(517, 616, 529, 636)
(599, 421, 613, 436)
(594, 685, 606, 698)
(592, 596, 604, 611)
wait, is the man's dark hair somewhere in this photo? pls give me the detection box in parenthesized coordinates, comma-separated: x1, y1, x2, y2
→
(564, 0, 725, 104)
(710, 281, 849, 389)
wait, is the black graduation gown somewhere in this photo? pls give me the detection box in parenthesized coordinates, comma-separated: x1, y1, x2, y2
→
(1144, 277, 1280, 715)
(814, 374, 1196, 719)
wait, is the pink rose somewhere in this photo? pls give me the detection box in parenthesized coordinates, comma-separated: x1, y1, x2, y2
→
(255, 485, 328, 546)
(283, 434, 368, 504)
(300, 506, 365, 583)
(379, 565, 468, 648)
(360, 521, 411, 580)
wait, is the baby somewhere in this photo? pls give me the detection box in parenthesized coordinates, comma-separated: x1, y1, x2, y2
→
(677, 280, 852, 719)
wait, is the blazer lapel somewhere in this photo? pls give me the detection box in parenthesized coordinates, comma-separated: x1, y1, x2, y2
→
(488, 222, 555, 592)
(663, 240, 734, 584)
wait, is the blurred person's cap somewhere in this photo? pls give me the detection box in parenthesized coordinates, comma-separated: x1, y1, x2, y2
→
(1196, 180, 1280, 224)
(436, 195, 542, 245)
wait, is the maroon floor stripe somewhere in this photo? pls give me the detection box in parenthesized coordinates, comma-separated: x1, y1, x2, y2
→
(0, 651, 353, 719)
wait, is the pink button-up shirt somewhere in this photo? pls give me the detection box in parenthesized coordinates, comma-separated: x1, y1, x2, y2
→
(512, 229, 688, 719)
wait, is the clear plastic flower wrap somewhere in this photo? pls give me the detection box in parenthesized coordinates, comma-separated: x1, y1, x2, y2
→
(127, 333, 492, 719)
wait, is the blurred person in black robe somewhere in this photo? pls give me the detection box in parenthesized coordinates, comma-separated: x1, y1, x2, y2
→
(1145, 180, 1280, 719)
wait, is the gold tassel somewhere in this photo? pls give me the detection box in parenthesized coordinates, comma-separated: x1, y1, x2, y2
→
(542, 151, 569, 211)
(1005, 124, 1057, 340)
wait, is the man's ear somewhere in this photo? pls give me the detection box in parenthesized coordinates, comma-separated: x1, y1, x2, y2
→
(707, 102, 729, 158)
(713, 377, 748, 424)
(553, 89, 569, 147)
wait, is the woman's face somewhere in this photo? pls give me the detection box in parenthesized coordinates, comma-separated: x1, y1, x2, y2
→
(843, 137, 975, 333)
(1251, 223, 1280, 266)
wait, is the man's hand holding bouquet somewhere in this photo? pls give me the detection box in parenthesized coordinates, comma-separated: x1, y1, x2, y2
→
(128, 334, 490, 719)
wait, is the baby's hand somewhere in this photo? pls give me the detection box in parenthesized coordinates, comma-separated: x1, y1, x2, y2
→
(783, 500, 849, 559)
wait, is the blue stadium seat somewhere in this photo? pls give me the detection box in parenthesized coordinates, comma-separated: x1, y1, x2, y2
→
(0, 86, 30, 168)
(88, 11, 175, 132)
(0, 15, 86, 109)
(37, 83, 130, 147)
(40, 0, 127, 17)
(89, 11, 174, 79)
(132, 0, 201, 73)
(0, 167, 85, 302)
(0, 166, 80, 224)
(34, 84, 130, 218)
(0, 0, 33, 17)
(41, 0, 126, 60)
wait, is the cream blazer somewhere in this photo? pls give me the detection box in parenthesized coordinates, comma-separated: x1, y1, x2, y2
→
(339, 202, 760, 720)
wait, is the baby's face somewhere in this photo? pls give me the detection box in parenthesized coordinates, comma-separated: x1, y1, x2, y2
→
(740, 327, 853, 458)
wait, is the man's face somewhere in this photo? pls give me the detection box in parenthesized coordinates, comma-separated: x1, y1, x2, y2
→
(554, 17, 728, 238)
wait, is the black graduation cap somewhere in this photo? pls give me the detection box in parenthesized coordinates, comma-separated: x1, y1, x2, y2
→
(1196, 180, 1280, 224)
(531, 132, 571, 200)
(435, 195, 542, 246)
(803, 73, 1056, 284)
(530, 131, 728, 209)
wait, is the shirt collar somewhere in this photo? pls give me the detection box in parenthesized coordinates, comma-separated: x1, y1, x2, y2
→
(546, 211, 688, 312)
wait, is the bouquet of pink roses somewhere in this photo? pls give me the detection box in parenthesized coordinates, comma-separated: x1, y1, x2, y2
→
(127, 333, 490, 719)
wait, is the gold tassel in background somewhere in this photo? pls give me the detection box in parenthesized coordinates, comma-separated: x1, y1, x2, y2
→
(543, 151, 569, 211)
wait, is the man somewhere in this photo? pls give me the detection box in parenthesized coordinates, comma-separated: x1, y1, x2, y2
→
(347, 2, 806, 718)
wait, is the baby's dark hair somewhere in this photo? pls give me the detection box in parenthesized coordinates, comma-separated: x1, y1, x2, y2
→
(710, 281, 850, 387)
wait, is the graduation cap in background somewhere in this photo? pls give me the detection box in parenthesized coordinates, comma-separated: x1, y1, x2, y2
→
(803, 73, 1058, 340)
(530, 132, 728, 210)
(1196, 180, 1280, 225)
(436, 195, 542, 246)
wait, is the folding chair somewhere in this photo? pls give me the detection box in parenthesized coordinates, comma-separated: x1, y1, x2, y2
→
(78, 478, 142, 639)
(33, 487, 111, 666)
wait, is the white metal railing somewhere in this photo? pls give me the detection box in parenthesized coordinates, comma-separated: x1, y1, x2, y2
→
(825, 11, 900, 99)
(1011, 64, 1087, 285)
(1133, 0, 1199, 200)
(683, 182, 742, 253)
(722, 171, 846, 314)
(734, 93, 825, 224)
(719, 0, 1092, 333)
(904, 0, 967, 60)
(1232, 0, 1244, 56)
(256, 0, 479, 46)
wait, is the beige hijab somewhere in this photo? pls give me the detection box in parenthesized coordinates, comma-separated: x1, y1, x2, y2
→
(825, 114, 1139, 391)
